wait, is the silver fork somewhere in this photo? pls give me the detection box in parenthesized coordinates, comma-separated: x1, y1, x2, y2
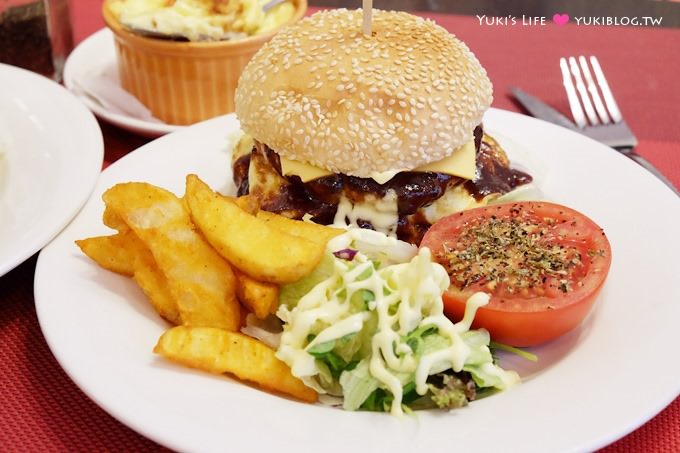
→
(560, 56, 678, 195)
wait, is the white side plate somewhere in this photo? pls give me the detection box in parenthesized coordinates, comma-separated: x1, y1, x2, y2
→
(63, 28, 183, 138)
(35, 110, 680, 453)
(0, 63, 103, 277)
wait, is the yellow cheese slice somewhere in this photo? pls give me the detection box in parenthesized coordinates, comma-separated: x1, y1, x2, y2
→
(279, 140, 477, 183)
(278, 157, 331, 182)
(414, 140, 477, 180)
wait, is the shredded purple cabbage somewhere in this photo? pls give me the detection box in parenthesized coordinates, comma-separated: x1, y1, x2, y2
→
(333, 248, 358, 261)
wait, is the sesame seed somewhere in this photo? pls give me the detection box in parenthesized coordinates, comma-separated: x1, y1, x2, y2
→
(234, 8, 492, 178)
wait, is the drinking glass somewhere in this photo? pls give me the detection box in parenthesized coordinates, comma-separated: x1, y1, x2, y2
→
(0, 0, 73, 81)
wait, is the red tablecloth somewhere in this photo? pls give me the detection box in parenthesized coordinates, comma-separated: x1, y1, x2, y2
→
(1, 2, 678, 451)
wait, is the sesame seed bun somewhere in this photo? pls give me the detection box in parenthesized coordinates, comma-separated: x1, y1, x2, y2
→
(234, 8, 492, 178)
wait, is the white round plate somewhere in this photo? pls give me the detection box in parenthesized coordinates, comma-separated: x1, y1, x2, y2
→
(0, 63, 103, 277)
(63, 28, 183, 138)
(35, 109, 680, 453)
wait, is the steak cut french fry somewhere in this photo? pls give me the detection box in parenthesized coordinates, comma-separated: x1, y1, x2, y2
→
(234, 269, 279, 319)
(76, 232, 137, 276)
(102, 204, 129, 232)
(103, 182, 241, 331)
(132, 243, 182, 325)
(154, 326, 317, 403)
(77, 230, 182, 324)
(255, 210, 344, 245)
(185, 174, 325, 284)
(234, 194, 260, 214)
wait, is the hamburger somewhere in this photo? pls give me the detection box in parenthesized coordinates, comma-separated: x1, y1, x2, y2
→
(232, 9, 532, 244)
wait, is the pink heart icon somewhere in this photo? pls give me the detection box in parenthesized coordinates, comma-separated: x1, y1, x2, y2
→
(553, 13, 570, 26)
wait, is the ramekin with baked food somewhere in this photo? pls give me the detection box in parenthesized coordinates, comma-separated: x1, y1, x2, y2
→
(102, 0, 307, 125)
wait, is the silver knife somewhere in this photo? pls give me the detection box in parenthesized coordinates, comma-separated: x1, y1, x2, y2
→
(511, 86, 678, 196)
(511, 86, 637, 147)
(510, 87, 578, 131)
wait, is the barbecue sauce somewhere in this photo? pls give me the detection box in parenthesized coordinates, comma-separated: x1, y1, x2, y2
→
(232, 126, 532, 244)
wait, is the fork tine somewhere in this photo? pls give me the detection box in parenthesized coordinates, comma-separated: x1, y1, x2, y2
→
(560, 57, 587, 128)
(568, 57, 600, 125)
(590, 56, 623, 123)
(578, 56, 611, 124)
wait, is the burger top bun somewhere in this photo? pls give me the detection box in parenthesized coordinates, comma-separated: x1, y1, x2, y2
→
(235, 8, 492, 178)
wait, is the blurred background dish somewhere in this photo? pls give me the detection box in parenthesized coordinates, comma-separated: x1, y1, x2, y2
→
(0, 63, 103, 277)
(107, 0, 297, 41)
(63, 28, 183, 138)
(101, 0, 308, 125)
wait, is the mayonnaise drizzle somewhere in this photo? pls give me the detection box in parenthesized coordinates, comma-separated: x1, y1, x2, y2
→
(276, 228, 516, 415)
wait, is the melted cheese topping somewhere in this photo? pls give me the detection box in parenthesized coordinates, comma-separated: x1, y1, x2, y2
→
(422, 184, 490, 224)
(279, 140, 477, 183)
(332, 191, 399, 237)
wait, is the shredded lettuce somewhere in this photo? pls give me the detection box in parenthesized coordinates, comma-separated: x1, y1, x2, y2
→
(275, 228, 522, 415)
(340, 360, 381, 410)
(279, 252, 335, 309)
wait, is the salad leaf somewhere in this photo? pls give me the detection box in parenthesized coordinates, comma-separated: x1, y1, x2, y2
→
(333, 332, 363, 363)
(456, 333, 511, 388)
(359, 381, 416, 413)
(426, 373, 475, 409)
(360, 388, 391, 412)
(279, 253, 335, 309)
(490, 341, 539, 362)
(340, 360, 381, 411)
(401, 381, 423, 406)
(308, 336, 360, 380)
(315, 361, 343, 395)
(460, 330, 494, 366)
(350, 289, 375, 311)
(419, 334, 452, 359)
(402, 324, 438, 355)
(343, 361, 424, 413)
(307, 339, 336, 355)
(312, 351, 352, 379)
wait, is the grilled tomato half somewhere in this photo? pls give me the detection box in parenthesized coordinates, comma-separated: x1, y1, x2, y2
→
(421, 201, 612, 346)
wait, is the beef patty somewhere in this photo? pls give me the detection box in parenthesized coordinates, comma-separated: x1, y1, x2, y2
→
(232, 125, 532, 244)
